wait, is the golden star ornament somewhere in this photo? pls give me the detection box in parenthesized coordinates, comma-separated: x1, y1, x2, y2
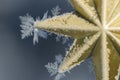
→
(34, 0, 120, 80)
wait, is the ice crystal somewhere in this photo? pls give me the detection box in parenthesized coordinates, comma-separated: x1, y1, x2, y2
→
(45, 62, 58, 76)
(41, 11, 49, 21)
(55, 35, 69, 44)
(20, 14, 34, 39)
(20, 9, 66, 45)
(20, 13, 49, 44)
(51, 6, 61, 16)
(45, 54, 65, 80)
(85, 57, 94, 73)
(54, 73, 65, 80)
(55, 54, 63, 64)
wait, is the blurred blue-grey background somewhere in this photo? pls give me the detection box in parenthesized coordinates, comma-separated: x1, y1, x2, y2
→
(0, 0, 119, 80)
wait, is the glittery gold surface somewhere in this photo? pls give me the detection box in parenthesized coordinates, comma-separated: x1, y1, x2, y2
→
(35, 0, 120, 80)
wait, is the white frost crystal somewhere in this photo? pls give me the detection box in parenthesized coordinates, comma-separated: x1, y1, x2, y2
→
(55, 54, 63, 64)
(20, 7, 69, 45)
(45, 62, 58, 76)
(51, 6, 61, 16)
(55, 35, 69, 44)
(45, 54, 65, 80)
(20, 14, 34, 39)
(20, 14, 49, 44)
(54, 73, 65, 80)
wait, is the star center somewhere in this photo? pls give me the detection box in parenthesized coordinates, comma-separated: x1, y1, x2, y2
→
(99, 24, 109, 33)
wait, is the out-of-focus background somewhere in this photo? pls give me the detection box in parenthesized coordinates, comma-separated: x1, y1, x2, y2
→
(0, 0, 119, 80)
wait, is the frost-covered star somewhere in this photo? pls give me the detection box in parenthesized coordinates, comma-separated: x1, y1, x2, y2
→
(20, 0, 120, 80)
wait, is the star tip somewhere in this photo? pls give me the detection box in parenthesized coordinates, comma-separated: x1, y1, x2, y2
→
(34, 21, 40, 28)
